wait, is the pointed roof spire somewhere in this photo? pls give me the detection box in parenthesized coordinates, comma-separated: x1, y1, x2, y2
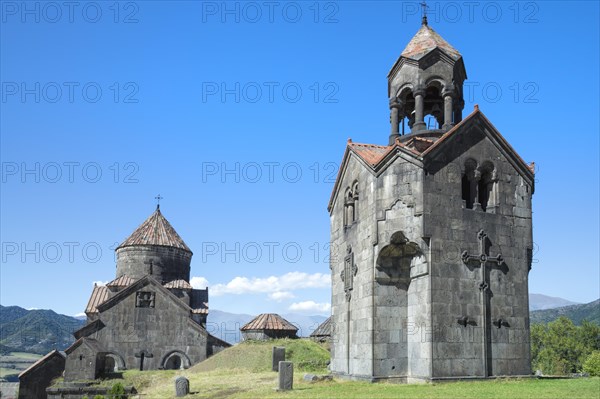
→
(116, 207, 191, 252)
(400, 19, 462, 61)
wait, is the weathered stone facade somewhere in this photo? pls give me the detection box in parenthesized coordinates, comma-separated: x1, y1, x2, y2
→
(58, 205, 230, 389)
(328, 20, 534, 382)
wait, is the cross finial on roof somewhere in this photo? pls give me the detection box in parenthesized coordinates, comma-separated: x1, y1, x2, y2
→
(155, 194, 163, 209)
(420, 1, 428, 25)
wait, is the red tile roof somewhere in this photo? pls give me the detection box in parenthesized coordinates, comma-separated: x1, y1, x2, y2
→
(106, 275, 135, 288)
(117, 207, 191, 252)
(310, 316, 332, 337)
(241, 313, 298, 332)
(85, 284, 109, 314)
(347, 142, 390, 165)
(401, 23, 462, 61)
(191, 304, 209, 315)
(164, 279, 193, 290)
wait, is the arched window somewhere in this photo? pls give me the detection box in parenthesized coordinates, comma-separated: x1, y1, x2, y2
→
(344, 182, 359, 228)
(461, 159, 478, 209)
(478, 162, 497, 212)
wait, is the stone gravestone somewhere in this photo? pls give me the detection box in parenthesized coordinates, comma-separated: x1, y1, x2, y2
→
(175, 376, 189, 397)
(278, 361, 293, 390)
(272, 347, 285, 371)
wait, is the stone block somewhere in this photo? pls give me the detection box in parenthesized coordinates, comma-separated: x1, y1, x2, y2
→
(278, 361, 293, 390)
(272, 347, 285, 371)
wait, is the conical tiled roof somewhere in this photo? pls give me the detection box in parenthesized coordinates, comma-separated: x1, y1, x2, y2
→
(116, 206, 191, 252)
(241, 313, 298, 332)
(310, 316, 332, 337)
(401, 23, 461, 61)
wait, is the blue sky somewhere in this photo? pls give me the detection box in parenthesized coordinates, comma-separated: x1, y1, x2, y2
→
(1, 1, 598, 317)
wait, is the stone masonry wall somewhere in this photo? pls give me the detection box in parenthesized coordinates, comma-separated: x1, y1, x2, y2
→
(423, 126, 533, 377)
(88, 285, 207, 370)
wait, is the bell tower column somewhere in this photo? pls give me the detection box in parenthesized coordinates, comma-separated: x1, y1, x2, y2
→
(442, 87, 455, 131)
(389, 98, 403, 145)
(413, 87, 426, 132)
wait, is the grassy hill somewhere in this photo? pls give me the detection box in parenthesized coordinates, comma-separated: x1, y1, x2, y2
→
(83, 339, 600, 399)
(0, 305, 84, 354)
(530, 299, 600, 325)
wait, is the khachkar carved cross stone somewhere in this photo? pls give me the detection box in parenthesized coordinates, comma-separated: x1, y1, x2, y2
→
(462, 229, 505, 378)
(340, 246, 357, 301)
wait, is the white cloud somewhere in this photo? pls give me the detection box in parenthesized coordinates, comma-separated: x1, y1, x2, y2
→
(190, 276, 210, 289)
(93, 281, 108, 286)
(269, 291, 295, 302)
(210, 272, 330, 297)
(74, 312, 86, 318)
(289, 301, 331, 314)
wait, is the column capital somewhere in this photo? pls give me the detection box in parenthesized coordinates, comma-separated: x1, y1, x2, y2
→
(442, 87, 455, 98)
(413, 87, 426, 97)
(389, 97, 403, 109)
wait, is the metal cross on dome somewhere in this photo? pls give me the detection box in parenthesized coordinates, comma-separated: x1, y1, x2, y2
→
(155, 194, 163, 209)
(420, 1, 429, 25)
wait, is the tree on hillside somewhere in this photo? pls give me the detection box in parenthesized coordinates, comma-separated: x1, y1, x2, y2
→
(531, 316, 600, 375)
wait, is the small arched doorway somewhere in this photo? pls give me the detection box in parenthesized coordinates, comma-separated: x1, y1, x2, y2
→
(161, 351, 191, 370)
(104, 356, 116, 373)
(165, 355, 182, 370)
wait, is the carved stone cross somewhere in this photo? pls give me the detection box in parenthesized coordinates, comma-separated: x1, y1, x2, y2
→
(340, 246, 357, 301)
(135, 350, 153, 371)
(461, 229, 506, 378)
(461, 230, 504, 293)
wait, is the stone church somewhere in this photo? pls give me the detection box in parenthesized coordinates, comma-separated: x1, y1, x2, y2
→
(63, 205, 229, 381)
(328, 17, 534, 382)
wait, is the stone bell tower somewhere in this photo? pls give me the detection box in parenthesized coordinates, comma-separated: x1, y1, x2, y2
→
(328, 17, 534, 382)
(387, 15, 466, 143)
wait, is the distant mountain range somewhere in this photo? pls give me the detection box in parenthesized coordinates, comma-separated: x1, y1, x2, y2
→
(530, 299, 600, 325)
(528, 293, 580, 311)
(1, 294, 596, 354)
(0, 305, 85, 355)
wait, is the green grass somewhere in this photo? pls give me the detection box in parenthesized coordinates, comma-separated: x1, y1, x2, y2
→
(191, 339, 329, 374)
(98, 340, 600, 399)
(0, 352, 42, 380)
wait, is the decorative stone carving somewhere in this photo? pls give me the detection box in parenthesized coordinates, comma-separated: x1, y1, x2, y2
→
(376, 231, 422, 290)
(462, 229, 509, 377)
(135, 291, 155, 308)
(340, 247, 357, 301)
